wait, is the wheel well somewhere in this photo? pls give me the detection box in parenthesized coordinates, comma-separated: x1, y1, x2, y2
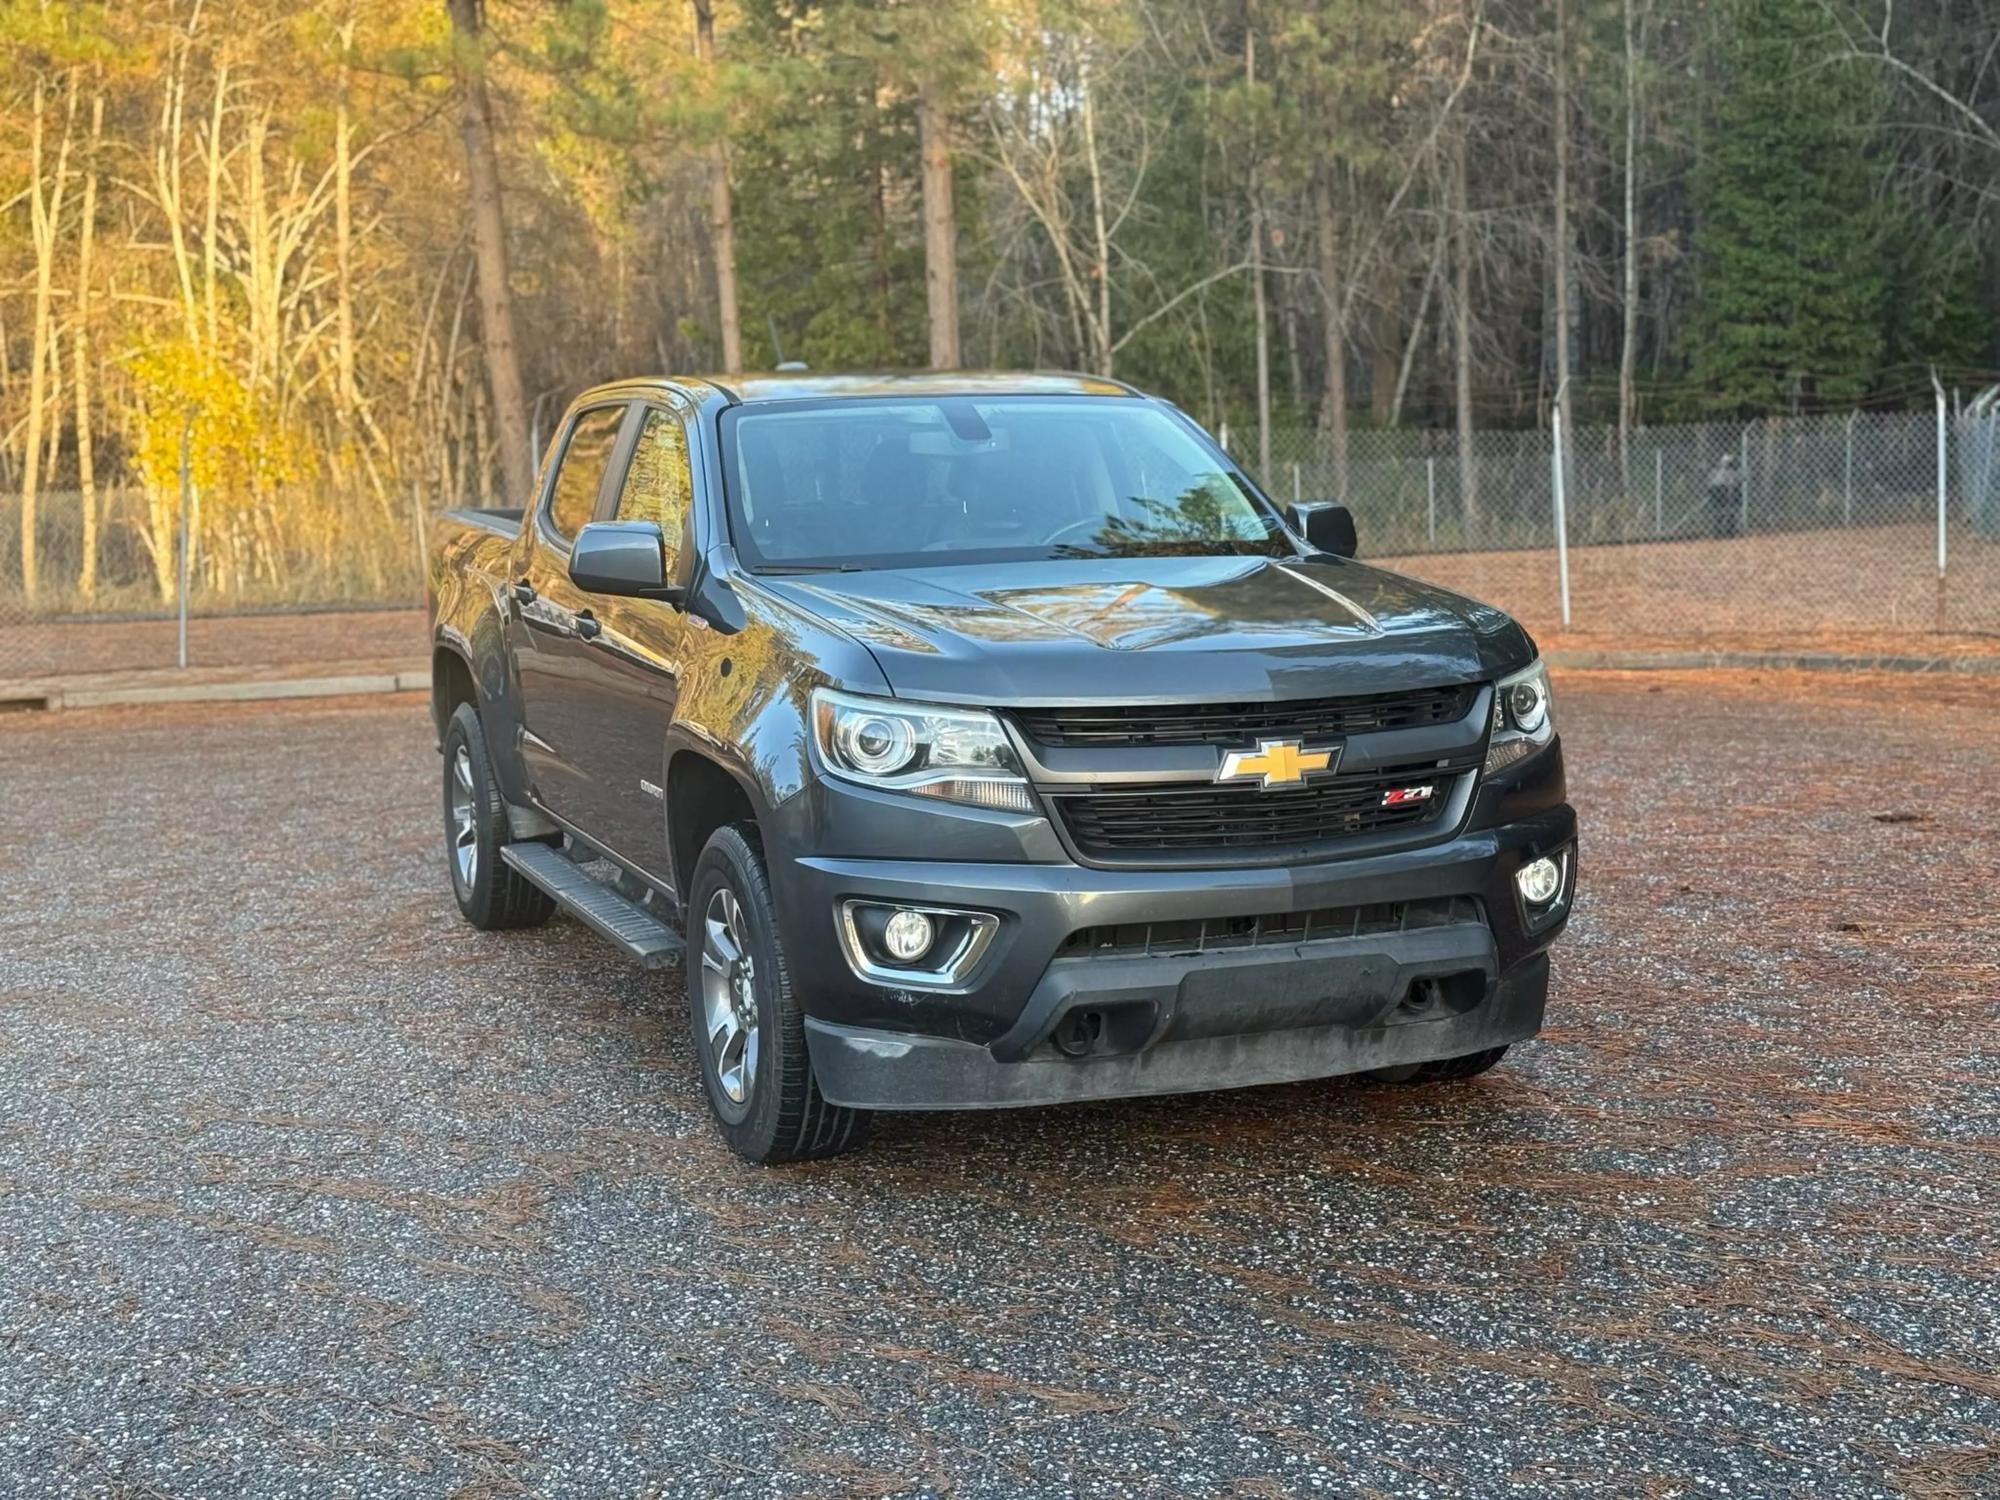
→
(669, 753, 757, 899)
(433, 648, 477, 739)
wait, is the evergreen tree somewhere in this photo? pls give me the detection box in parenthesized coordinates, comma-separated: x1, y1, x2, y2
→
(1682, 0, 1887, 414)
(730, 0, 928, 371)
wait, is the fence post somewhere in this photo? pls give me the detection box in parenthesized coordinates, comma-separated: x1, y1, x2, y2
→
(410, 482, 430, 606)
(1933, 371, 1948, 630)
(1551, 399, 1572, 629)
(1739, 426, 1751, 535)
(177, 411, 196, 671)
(1653, 448, 1663, 536)
(1426, 456, 1436, 546)
(1843, 411, 1855, 526)
(1292, 461, 1300, 505)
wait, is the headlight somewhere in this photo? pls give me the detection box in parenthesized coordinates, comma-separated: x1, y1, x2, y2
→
(810, 688, 1038, 814)
(1485, 659, 1555, 774)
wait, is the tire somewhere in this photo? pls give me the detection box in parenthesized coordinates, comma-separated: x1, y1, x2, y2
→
(687, 824, 870, 1164)
(1416, 1045, 1509, 1082)
(1361, 1046, 1509, 1086)
(442, 703, 555, 931)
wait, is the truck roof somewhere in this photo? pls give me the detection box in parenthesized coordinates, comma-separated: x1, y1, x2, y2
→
(584, 371, 1144, 406)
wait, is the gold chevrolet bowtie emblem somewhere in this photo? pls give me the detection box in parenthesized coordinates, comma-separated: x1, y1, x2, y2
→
(1216, 738, 1337, 789)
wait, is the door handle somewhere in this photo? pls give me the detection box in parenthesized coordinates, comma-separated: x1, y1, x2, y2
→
(512, 580, 536, 606)
(575, 610, 601, 641)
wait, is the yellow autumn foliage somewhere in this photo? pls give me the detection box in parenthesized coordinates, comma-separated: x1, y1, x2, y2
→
(127, 341, 311, 497)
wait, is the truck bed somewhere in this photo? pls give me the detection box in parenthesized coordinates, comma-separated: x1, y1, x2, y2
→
(441, 506, 523, 538)
(429, 508, 524, 626)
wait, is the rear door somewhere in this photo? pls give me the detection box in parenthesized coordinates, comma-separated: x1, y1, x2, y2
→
(562, 399, 701, 884)
(509, 400, 638, 826)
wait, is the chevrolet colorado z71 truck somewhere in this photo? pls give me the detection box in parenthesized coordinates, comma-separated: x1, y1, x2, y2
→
(429, 373, 1575, 1163)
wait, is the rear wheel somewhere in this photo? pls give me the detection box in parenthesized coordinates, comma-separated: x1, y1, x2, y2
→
(442, 703, 555, 931)
(687, 824, 870, 1164)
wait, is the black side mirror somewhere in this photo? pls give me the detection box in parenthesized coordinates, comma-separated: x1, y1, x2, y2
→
(569, 521, 681, 602)
(1285, 501, 1358, 559)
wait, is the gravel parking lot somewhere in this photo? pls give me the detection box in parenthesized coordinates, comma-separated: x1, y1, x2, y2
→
(1, 671, 1995, 1498)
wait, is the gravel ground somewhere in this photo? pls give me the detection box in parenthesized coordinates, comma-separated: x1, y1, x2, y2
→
(1, 671, 1995, 1498)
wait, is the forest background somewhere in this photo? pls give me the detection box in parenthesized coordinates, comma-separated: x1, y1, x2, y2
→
(1, 0, 1995, 610)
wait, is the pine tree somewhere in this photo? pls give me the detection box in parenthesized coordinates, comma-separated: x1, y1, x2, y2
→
(1683, 0, 1887, 414)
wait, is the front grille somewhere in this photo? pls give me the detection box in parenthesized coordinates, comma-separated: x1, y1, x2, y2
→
(1052, 759, 1471, 860)
(1014, 684, 1474, 748)
(1059, 895, 1483, 956)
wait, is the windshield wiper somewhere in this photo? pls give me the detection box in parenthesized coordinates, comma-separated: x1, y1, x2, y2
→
(757, 563, 866, 574)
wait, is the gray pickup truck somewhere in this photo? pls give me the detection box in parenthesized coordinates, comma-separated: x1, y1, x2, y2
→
(428, 372, 1575, 1162)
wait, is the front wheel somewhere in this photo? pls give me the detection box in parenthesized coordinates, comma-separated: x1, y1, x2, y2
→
(687, 824, 870, 1164)
(1417, 1045, 1508, 1081)
(1362, 1046, 1509, 1085)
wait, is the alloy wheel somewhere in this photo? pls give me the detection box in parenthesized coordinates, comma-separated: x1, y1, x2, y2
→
(700, 886, 761, 1108)
(449, 745, 478, 890)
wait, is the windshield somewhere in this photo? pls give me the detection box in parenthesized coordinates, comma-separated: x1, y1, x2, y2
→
(719, 396, 1288, 571)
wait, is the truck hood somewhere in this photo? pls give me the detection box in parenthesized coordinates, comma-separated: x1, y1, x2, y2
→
(755, 554, 1533, 703)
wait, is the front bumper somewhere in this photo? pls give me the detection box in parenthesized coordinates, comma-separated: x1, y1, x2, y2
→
(807, 955, 1547, 1109)
(769, 771, 1575, 1110)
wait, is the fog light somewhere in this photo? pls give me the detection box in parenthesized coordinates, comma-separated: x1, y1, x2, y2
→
(881, 908, 936, 963)
(1516, 855, 1563, 906)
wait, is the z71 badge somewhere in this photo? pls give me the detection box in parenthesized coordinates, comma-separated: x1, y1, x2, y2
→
(1381, 785, 1436, 806)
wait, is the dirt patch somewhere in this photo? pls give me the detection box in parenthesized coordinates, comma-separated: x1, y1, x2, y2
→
(1380, 522, 2000, 653)
(0, 606, 427, 678)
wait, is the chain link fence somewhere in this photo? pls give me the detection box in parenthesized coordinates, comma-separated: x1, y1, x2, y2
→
(4, 403, 1998, 686)
(1257, 402, 2000, 648)
(0, 482, 427, 685)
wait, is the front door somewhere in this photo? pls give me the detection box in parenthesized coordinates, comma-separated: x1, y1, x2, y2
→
(563, 402, 699, 885)
(510, 401, 636, 826)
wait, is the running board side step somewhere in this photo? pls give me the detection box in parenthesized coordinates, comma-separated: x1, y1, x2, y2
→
(501, 842, 684, 969)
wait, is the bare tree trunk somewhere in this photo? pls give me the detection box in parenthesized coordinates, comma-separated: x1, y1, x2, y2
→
(202, 61, 227, 354)
(1618, 0, 1641, 489)
(692, 0, 742, 371)
(1390, 213, 1447, 427)
(1312, 172, 1350, 501)
(1243, 26, 1271, 479)
(473, 375, 495, 509)
(1248, 206, 1272, 475)
(43, 327, 66, 483)
(1453, 127, 1478, 535)
(1370, 259, 1401, 424)
(917, 82, 961, 369)
(871, 85, 892, 348)
(335, 9, 359, 417)
(1553, 0, 1574, 438)
(1281, 288, 1304, 418)
(448, 0, 535, 506)
(75, 86, 104, 599)
(1079, 61, 1114, 376)
(21, 76, 78, 604)
(154, 22, 204, 347)
(439, 261, 474, 498)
